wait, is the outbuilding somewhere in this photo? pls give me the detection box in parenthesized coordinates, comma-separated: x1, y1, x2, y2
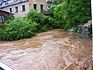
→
(0, 9, 13, 24)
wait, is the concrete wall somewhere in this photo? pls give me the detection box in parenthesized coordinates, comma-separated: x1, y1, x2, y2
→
(1, 1, 29, 17)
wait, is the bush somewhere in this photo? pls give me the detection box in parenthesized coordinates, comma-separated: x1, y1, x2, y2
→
(27, 10, 59, 31)
(27, 10, 44, 24)
(52, 0, 91, 30)
(27, 10, 47, 32)
(0, 18, 37, 40)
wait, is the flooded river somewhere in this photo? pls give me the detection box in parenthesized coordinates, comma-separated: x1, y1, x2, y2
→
(0, 29, 92, 70)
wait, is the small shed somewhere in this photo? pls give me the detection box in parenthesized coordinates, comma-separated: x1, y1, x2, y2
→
(0, 9, 13, 24)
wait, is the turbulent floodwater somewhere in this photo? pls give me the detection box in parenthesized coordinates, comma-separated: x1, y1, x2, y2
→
(0, 29, 92, 70)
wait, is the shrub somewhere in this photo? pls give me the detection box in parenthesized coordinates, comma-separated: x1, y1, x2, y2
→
(27, 10, 47, 32)
(0, 18, 37, 40)
(27, 10, 59, 31)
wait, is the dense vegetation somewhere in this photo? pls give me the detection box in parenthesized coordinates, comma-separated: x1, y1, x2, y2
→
(0, 0, 91, 40)
(0, 10, 59, 40)
(0, 18, 37, 40)
(27, 10, 60, 31)
(50, 0, 91, 29)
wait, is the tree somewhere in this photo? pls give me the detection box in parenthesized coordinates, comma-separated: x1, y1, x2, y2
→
(52, 0, 91, 29)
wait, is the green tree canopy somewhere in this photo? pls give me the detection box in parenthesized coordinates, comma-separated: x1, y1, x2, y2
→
(52, 0, 91, 29)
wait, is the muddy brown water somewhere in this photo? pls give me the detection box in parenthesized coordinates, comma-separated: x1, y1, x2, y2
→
(0, 29, 92, 70)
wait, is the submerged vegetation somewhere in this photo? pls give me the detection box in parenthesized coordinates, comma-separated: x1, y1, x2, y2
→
(0, 0, 91, 40)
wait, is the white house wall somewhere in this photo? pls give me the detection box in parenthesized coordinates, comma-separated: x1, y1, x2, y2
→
(0, 0, 48, 17)
(1, 1, 29, 17)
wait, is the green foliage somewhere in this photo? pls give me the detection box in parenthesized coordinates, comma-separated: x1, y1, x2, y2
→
(27, 10, 59, 31)
(27, 10, 44, 24)
(27, 10, 48, 32)
(52, 0, 91, 30)
(0, 18, 37, 40)
(0, 10, 59, 40)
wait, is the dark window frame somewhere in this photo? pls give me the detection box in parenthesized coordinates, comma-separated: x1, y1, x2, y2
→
(33, 4, 37, 10)
(9, 8, 12, 12)
(40, 4, 43, 11)
(0, 16, 4, 23)
(15, 6, 18, 13)
(22, 5, 26, 12)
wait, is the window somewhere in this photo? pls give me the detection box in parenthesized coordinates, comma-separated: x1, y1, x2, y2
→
(40, 4, 43, 11)
(9, 8, 12, 12)
(15, 6, 18, 13)
(0, 16, 4, 23)
(22, 5, 26, 12)
(33, 4, 37, 9)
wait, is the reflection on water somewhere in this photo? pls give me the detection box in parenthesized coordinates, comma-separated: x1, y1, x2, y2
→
(0, 29, 92, 70)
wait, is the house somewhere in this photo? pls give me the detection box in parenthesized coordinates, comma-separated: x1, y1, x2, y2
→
(0, 0, 48, 17)
(0, 9, 13, 24)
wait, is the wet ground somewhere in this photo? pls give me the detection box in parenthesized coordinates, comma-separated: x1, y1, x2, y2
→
(0, 29, 92, 70)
